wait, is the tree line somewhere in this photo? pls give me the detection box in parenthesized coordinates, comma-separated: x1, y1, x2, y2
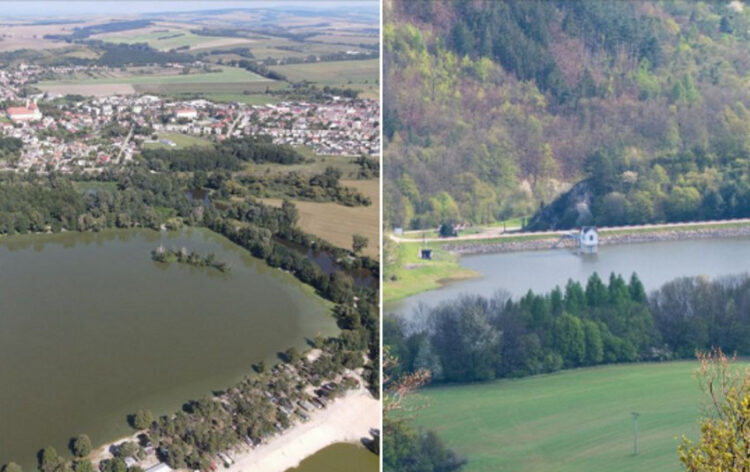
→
(140, 135, 305, 172)
(386, 272, 750, 383)
(237, 166, 372, 207)
(0, 170, 200, 235)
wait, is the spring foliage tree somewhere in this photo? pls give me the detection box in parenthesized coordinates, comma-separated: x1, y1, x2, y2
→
(679, 349, 750, 471)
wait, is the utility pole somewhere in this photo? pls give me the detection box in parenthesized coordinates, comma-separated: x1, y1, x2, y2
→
(632, 412, 640, 455)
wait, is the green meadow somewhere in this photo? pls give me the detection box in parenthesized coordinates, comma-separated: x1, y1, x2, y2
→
(410, 362, 718, 472)
(271, 58, 378, 84)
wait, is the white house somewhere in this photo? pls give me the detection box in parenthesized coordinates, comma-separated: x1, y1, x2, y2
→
(579, 227, 598, 253)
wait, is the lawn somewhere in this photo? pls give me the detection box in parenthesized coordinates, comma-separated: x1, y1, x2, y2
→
(262, 179, 379, 259)
(409, 362, 719, 472)
(383, 241, 477, 304)
(142, 132, 212, 150)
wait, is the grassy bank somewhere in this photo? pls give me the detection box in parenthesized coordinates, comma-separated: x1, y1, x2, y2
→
(383, 239, 478, 303)
(409, 361, 719, 472)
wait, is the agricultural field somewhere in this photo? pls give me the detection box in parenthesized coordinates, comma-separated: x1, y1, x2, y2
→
(270, 59, 379, 97)
(34, 66, 274, 97)
(410, 362, 719, 472)
(93, 25, 253, 51)
(37, 65, 267, 86)
(0, 21, 93, 51)
(249, 37, 368, 61)
(308, 34, 379, 46)
(263, 179, 379, 259)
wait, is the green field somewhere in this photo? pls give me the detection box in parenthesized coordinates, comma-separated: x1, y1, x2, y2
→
(271, 59, 379, 87)
(38, 66, 268, 87)
(96, 28, 247, 51)
(383, 241, 477, 303)
(142, 132, 212, 150)
(410, 362, 717, 472)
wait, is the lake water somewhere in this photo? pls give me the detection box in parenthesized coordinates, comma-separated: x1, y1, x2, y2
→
(388, 239, 750, 317)
(285, 443, 378, 472)
(0, 228, 338, 468)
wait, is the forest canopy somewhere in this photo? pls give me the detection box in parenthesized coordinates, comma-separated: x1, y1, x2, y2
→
(384, 0, 750, 230)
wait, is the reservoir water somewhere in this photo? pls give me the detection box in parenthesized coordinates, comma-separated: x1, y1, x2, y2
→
(0, 228, 338, 468)
(285, 443, 378, 472)
(388, 238, 750, 316)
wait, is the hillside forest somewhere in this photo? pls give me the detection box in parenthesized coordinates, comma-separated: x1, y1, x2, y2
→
(384, 0, 750, 230)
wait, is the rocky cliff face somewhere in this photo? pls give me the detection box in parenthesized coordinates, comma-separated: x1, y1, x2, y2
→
(527, 180, 594, 230)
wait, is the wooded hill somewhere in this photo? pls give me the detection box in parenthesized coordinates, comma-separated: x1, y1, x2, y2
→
(384, 0, 750, 230)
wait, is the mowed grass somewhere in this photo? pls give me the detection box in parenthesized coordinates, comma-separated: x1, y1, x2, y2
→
(410, 362, 724, 472)
(142, 132, 212, 150)
(262, 179, 379, 259)
(383, 241, 477, 304)
(270, 59, 378, 86)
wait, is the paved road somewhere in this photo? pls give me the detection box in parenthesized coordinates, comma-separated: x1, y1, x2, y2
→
(388, 218, 750, 244)
(115, 125, 134, 164)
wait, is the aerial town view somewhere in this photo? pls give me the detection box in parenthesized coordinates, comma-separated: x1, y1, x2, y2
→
(0, 2, 379, 472)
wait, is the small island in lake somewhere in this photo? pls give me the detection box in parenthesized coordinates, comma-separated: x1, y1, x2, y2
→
(151, 245, 230, 273)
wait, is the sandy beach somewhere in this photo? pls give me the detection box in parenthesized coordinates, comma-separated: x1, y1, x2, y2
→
(225, 386, 380, 472)
(88, 385, 379, 472)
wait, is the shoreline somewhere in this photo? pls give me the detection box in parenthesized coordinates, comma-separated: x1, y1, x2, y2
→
(443, 224, 750, 255)
(88, 385, 379, 472)
(224, 386, 379, 472)
(384, 223, 750, 304)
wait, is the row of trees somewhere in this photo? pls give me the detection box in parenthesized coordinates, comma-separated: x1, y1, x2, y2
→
(141, 136, 305, 172)
(386, 272, 750, 383)
(140, 340, 364, 471)
(238, 166, 372, 206)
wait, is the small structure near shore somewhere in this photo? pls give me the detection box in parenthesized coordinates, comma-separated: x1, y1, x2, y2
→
(552, 226, 598, 254)
(579, 227, 598, 254)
